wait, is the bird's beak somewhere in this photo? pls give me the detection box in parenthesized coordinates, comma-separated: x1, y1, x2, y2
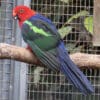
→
(12, 10, 18, 20)
(13, 16, 18, 20)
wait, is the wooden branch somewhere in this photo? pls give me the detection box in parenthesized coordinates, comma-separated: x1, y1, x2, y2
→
(0, 43, 100, 68)
(0, 43, 41, 65)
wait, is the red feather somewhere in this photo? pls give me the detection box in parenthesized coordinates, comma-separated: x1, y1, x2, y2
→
(26, 45, 33, 52)
(13, 5, 36, 26)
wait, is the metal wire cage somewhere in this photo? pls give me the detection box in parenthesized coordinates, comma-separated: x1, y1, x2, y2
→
(0, 0, 100, 100)
(27, 0, 100, 100)
(0, 0, 16, 100)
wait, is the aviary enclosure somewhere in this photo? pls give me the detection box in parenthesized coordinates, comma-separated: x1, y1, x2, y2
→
(0, 0, 100, 100)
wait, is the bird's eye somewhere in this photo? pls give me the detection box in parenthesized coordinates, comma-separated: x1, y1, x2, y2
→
(19, 9, 24, 13)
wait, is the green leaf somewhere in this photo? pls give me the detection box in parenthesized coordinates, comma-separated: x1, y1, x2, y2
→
(84, 16, 93, 35)
(59, 26, 72, 39)
(66, 10, 89, 24)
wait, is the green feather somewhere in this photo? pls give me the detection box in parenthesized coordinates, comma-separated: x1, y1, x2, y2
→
(24, 20, 52, 36)
(26, 40, 59, 71)
(21, 17, 61, 72)
(22, 20, 60, 51)
(84, 16, 93, 35)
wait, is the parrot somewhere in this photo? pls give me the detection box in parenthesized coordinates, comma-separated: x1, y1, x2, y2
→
(12, 5, 94, 94)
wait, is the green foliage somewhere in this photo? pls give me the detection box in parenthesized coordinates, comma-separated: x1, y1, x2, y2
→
(59, 26, 72, 39)
(66, 10, 89, 24)
(84, 16, 93, 35)
(60, 10, 92, 53)
(59, 10, 90, 39)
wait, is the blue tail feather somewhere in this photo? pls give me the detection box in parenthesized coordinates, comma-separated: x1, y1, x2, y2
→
(57, 41, 94, 94)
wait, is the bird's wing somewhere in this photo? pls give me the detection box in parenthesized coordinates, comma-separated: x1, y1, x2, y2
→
(21, 14, 61, 51)
(21, 14, 61, 71)
(26, 40, 60, 71)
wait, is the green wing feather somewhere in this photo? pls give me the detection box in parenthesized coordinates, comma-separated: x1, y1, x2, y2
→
(21, 18, 61, 71)
(26, 40, 60, 71)
(22, 20, 60, 51)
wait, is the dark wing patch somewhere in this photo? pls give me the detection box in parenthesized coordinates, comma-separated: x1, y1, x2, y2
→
(21, 16, 61, 50)
(21, 14, 61, 71)
(27, 40, 60, 71)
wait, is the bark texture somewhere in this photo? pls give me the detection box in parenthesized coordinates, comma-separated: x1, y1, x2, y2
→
(0, 43, 100, 68)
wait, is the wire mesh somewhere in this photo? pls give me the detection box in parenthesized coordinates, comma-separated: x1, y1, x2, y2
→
(26, 0, 100, 100)
(0, 0, 15, 100)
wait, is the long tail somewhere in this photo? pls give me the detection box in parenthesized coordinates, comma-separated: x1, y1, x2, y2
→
(57, 41, 94, 94)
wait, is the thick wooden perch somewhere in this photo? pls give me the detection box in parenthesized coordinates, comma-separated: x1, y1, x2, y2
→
(0, 43, 100, 68)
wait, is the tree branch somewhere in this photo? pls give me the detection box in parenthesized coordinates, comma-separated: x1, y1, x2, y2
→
(0, 43, 100, 68)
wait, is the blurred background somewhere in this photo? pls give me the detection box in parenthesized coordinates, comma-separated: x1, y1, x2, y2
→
(0, 0, 100, 100)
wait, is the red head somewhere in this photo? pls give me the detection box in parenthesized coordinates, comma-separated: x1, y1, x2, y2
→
(13, 5, 36, 26)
